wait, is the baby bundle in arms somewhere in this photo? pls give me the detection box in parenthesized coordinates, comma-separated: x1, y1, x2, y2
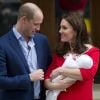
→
(46, 54, 93, 100)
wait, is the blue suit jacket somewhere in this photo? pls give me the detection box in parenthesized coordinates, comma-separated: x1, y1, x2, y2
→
(0, 30, 52, 100)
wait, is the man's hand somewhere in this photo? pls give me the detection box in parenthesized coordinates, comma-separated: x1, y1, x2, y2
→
(29, 69, 44, 81)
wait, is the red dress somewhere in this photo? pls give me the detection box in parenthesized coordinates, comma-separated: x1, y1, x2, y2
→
(45, 47, 100, 100)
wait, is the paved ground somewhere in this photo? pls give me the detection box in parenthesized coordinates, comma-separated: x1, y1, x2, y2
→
(93, 84, 100, 100)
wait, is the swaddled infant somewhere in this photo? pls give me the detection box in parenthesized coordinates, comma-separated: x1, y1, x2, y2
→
(46, 54, 93, 100)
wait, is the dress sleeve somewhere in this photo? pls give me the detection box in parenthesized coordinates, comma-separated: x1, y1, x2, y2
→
(80, 48, 100, 80)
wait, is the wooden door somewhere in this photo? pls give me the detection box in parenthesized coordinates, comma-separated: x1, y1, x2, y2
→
(91, 0, 100, 83)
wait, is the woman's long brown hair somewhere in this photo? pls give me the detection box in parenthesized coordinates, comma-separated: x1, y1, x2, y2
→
(56, 11, 91, 56)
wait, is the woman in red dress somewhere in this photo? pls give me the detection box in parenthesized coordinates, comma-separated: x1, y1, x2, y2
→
(44, 11, 100, 100)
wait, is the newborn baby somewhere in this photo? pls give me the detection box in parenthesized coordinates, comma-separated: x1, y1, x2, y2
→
(46, 54, 93, 100)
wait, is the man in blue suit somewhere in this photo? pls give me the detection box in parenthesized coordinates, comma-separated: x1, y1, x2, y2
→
(0, 3, 52, 100)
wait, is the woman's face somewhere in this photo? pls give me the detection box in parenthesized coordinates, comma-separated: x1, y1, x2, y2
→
(59, 19, 77, 43)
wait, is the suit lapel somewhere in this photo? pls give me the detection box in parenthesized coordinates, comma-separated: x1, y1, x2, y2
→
(8, 31, 30, 72)
(33, 36, 43, 69)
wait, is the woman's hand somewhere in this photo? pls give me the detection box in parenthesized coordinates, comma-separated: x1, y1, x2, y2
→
(50, 67, 83, 80)
(45, 77, 76, 91)
(53, 79, 70, 90)
(50, 67, 62, 79)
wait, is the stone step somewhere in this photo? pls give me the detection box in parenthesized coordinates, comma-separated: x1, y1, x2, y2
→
(93, 84, 100, 100)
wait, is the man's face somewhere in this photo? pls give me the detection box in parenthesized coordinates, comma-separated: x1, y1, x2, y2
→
(22, 14, 43, 38)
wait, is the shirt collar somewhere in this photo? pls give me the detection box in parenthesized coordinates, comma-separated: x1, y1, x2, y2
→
(13, 26, 22, 40)
(28, 37, 35, 48)
(13, 26, 35, 47)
